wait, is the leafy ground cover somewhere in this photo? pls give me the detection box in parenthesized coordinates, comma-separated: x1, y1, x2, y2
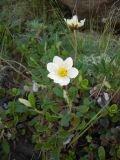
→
(0, 0, 120, 160)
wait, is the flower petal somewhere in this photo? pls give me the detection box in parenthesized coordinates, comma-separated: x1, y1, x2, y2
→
(48, 73, 58, 80)
(78, 19, 86, 27)
(68, 67, 79, 78)
(72, 15, 78, 24)
(54, 77, 70, 86)
(64, 18, 67, 22)
(48, 73, 70, 86)
(53, 56, 63, 66)
(64, 57, 73, 69)
(47, 62, 58, 73)
(66, 19, 72, 26)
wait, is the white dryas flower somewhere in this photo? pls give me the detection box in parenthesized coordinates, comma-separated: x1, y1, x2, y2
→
(64, 15, 85, 31)
(47, 56, 79, 86)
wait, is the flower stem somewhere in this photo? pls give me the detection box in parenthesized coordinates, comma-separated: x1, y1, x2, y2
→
(74, 30, 78, 62)
(63, 89, 72, 112)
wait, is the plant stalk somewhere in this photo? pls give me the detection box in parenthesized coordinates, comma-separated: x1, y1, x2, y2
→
(74, 30, 78, 62)
(63, 89, 72, 112)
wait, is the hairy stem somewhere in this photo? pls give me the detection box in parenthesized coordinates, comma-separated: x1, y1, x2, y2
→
(74, 30, 78, 62)
(63, 89, 72, 112)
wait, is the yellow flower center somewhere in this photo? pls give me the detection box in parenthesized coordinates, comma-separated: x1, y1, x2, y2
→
(58, 67, 68, 77)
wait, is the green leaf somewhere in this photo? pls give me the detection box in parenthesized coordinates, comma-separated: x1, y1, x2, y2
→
(30, 57, 39, 66)
(58, 129, 70, 139)
(28, 92, 36, 108)
(10, 88, 20, 96)
(36, 125, 48, 133)
(50, 105, 59, 114)
(108, 104, 118, 114)
(80, 105, 89, 113)
(78, 75, 83, 82)
(77, 105, 89, 117)
(81, 79, 89, 89)
(98, 146, 105, 160)
(15, 104, 28, 113)
(61, 50, 68, 56)
(19, 98, 32, 107)
(69, 87, 78, 100)
(14, 115, 19, 125)
(2, 139, 10, 154)
(76, 120, 86, 130)
(86, 135, 92, 143)
(0, 87, 5, 98)
(41, 97, 53, 111)
(103, 81, 111, 89)
(45, 112, 53, 122)
(52, 149, 60, 160)
(42, 136, 56, 150)
(60, 113, 71, 127)
(83, 98, 91, 106)
(53, 87, 63, 98)
(117, 147, 120, 158)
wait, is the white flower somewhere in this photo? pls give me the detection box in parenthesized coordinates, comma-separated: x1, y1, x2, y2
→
(64, 15, 85, 31)
(47, 56, 79, 86)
